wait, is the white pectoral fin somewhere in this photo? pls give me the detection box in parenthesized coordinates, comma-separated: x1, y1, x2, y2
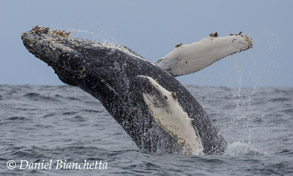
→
(155, 33, 253, 76)
(139, 75, 203, 155)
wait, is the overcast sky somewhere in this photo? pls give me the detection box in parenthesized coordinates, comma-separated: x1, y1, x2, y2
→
(1, 0, 292, 87)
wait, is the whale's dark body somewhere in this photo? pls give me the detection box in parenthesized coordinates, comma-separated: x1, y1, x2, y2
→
(21, 26, 227, 154)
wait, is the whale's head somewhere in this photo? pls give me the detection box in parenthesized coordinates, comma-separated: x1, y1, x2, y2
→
(21, 26, 144, 89)
(22, 26, 93, 86)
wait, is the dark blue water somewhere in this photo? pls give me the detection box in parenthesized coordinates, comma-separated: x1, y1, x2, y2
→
(0, 85, 292, 176)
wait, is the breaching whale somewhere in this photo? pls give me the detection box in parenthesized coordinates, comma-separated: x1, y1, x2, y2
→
(21, 26, 252, 155)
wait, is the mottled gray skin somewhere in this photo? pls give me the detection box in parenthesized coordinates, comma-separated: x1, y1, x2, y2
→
(21, 26, 227, 154)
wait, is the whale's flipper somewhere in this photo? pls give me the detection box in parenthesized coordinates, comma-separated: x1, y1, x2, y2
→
(137, 75, 203, 155)
(155, 33, 253, 76)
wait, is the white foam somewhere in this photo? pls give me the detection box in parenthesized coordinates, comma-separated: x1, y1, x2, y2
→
(224, 141, 262, 156)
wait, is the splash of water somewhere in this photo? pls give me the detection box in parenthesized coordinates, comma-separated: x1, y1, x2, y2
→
(224, 141, 262, 156)
(226, 32, 280, 152)
(231, 57, 255, 144)
(70, 28, 117, 44)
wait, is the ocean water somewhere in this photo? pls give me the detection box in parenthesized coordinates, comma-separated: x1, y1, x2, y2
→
(0, 85, 292, 176)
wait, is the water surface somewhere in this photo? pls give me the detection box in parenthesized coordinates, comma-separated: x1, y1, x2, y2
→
(0, 85, 292, 175)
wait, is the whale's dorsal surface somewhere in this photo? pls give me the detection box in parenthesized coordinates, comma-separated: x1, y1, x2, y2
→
(21, 26, 252, 155)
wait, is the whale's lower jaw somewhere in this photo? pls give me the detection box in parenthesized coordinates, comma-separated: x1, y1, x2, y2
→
(21, 26, 227, 155)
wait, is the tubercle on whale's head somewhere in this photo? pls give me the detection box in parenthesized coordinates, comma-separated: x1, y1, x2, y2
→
(21, 26, 113, 86)
(21, 26, 84, 85)
(21, 26, 72, 64)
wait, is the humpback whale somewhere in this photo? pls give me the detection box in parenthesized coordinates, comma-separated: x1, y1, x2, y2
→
(21, 26, 252, 155)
